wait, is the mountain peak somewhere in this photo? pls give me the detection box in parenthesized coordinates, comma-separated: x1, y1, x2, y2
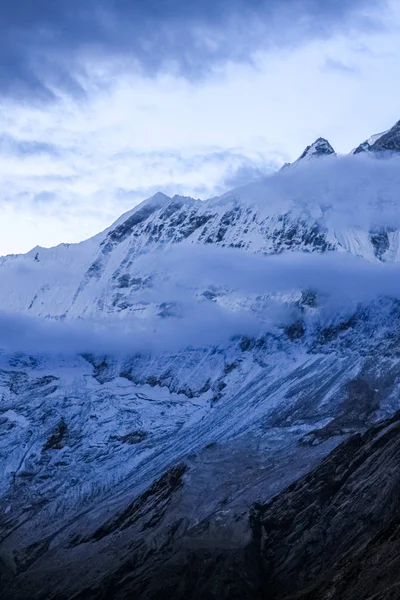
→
(296, 137, 336, 162)
(280, 137, 335, 172)
(141, 191, 171, 208)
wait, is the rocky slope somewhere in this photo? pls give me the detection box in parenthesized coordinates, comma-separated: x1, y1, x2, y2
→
(3, 397, 398, 599)
(74, 410, 399, 600)
(352, 119, 400, 155)
(253, 409, 400, 600)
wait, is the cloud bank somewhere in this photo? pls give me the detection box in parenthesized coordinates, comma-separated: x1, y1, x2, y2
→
(220, 154, 400, 230)
(0, 0, 385, 101)
(2, 247, 400, 355)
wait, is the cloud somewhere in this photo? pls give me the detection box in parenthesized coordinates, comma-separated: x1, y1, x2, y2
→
(0, 305, 264, 356)
(1, 247, 400, 355)
(219, 153, 400, 231)
(223, 162, 271, 188)
(0, 0, 385, 102)
(323, 58, 360, 75)
(134, 244, 400, 307)
(0, 134, 61, 157)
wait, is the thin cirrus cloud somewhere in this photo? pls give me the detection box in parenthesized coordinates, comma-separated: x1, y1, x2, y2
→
(0, 0, 386, 101)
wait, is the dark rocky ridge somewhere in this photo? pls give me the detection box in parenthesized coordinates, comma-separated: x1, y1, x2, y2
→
(253, 409, 400, 600)
(353, 119, 400, 155)
(80, 410, 400, 600)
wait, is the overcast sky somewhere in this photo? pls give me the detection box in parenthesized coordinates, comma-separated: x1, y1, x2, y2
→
(0, 0, 399, 255)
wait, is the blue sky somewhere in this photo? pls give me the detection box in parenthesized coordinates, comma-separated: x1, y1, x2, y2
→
(0, 0, 399, 254)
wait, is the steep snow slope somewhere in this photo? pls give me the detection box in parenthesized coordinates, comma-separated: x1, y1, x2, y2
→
(281, 136, 335, 170)
(293, 136, 336, 162)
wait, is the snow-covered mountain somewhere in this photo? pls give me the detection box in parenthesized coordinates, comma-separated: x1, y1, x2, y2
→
(280, 136, 336, 170)
(293, 136, 336, 162)
(352, 119, 400, 155)
(2, 122, 400, 599)
(2, 150, 400, 322)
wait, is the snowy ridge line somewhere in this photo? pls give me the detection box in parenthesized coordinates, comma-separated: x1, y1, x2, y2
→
(2, 154, 400, 324)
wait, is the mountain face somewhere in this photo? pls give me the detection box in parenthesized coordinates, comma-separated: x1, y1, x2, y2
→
(85, 410, 399, 600)
(280, 136, 335, 170)
(353, 119, 400, 155)
(1, 158, 399, 321)
(253, 409, 400, 600)
(2, 122, 400, 599)
(295, 136, 336, 161)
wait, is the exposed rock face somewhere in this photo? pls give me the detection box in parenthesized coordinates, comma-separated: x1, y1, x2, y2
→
(370, 119, 400, 153)
(2, 404, 399, 599)
(61, 411, 400, 600)
(353, 119, 400, 155)
(253, 409, 400, 600)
